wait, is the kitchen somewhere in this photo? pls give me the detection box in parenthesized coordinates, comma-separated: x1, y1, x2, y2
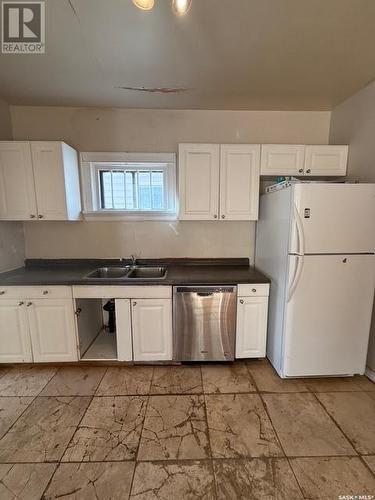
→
(0, 1, 375, 499)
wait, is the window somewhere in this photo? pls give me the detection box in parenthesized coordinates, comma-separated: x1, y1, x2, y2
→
(80, 153, 176, 219)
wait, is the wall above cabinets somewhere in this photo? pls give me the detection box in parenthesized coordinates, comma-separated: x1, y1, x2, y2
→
(0, 141, 81, 221)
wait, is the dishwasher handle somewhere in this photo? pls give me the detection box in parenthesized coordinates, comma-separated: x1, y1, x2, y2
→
(174, 286, 236, 294)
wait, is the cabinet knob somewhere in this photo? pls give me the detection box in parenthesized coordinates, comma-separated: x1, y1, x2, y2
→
(30, 214, 36, 219)
(43, 290, 49, 295)
(0, 291, 5, 295)
(306, 168, 311, 174)
(221, 215, 226, 219)
(18, 301, 24, 306)
(75, 307, 82, 316)
(213, 214, 218, 219)
(26, 302, 32, 307)
(239, 299, 244, 304)
(298, 168, 304, 173)
(133, 301, 137, 306)
(252, 288, 257, 293)
(38, 215, 44, 219)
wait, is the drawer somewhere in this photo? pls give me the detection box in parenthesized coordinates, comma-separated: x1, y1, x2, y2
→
(73, 285, 172, 299)
(0, 286, 73, 300)
(237, 283, 270, 297)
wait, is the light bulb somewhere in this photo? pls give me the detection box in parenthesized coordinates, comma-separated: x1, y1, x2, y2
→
(172, 0, 192, 16)
(132, 0, 154, 11)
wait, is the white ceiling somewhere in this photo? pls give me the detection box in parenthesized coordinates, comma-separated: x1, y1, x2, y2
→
(1, 0, 375, 110)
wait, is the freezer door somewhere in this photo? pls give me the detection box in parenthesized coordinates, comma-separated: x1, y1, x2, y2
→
(283, 254, 375, 377)
(289, 183, 375, 254)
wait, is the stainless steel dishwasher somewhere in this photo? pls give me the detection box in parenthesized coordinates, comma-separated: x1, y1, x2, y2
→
(173, 286, 237, 361)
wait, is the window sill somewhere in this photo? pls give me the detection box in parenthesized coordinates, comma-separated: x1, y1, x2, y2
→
(82, 211, 178, 222)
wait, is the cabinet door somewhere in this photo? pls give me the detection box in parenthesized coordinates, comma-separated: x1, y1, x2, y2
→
(0, 300, 32, 362)
(31, 142, 68, 220)
(27, 299, 78, 362)
(304, 145, 348, 176)
(0, 142, 37, 220)
(178, 144, 220, 220)
(260, 145, 305, 176)
(236, 296, 268, 358)
(131, 299, 172, 361)
(115, 299, 133, 361)
(220, 144, 260, 220)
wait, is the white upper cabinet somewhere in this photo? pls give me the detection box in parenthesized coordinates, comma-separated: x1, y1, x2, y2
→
(220, 144, 260, 220)
(261, 145, 305, 176)
(260, 144, 348, 177)
(178, 143, 260, 221)
(178, 143, 220, 220)
(0, 142, 37, 220)
(0, 141, 81, 221)
(304, 145, 348, 176)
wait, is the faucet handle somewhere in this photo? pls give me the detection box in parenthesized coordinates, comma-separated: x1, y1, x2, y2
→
(130, 254, 137, 265)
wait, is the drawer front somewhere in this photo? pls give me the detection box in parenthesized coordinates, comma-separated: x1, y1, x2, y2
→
(0, 286, 72, 300)
(73, 285, 172, 299)
(237, 283, 270, 297)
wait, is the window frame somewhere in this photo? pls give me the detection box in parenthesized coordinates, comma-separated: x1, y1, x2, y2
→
(80, 152, 177, 220)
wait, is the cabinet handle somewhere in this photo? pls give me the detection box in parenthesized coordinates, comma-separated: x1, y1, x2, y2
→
(298, 168, 303, 173)
(26, 302, 32, 307)
(213, 214, 218, 219)
(239, 299, 244, 304)
(38, 215, 44, 219)
(0, 291, 5, 295)
(43, 290, 49, 295)
(133, 301, 137, 306)
(75, 307, 82, 316)
(306, 168, 311, 174)
(18, 301, 24, 306)
(252, 288, 257, 293)
(30, 214, 36, 219)
(221, 215, 226, 219)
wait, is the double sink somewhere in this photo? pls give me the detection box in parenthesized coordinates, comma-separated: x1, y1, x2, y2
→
(84, 265, 167, 281)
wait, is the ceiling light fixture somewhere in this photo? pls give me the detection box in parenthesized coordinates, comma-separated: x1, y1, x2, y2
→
(172, 0, 192, 16)
(132, 0, 154, 11)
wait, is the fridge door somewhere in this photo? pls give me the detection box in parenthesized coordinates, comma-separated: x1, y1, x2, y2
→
(289, 183, 375, 254)
(283, 254, 375, 377)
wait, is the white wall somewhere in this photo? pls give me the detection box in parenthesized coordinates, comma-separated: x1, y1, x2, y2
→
(11, 106, 331, 263)
(0, 99, 25, 272)
(330, 80, 375, 373)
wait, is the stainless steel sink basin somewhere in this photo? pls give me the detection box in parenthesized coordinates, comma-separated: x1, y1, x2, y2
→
(127, 266, 167, 280)
(85, 267, 130, 279)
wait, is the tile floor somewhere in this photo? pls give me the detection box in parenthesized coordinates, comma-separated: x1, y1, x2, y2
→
(0, 360, 373, 499)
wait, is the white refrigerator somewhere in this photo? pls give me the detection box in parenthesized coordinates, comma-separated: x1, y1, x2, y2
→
(255, 181, 375, 378)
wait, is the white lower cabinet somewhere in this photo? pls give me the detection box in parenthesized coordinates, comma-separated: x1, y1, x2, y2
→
(131, 298, 172, 361)
(27, 299, 78, 362)
(236, 295, 269, 358)
(0, 300, 32, 363)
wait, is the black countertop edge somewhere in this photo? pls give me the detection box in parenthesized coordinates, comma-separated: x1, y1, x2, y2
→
(25, 257, 250, 268)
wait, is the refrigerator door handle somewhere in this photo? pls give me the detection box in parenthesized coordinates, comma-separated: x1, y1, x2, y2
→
(294, 204, 305, 255)
(288, 255, 304, 302)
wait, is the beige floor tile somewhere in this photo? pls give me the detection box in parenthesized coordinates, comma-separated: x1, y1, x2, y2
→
(247, 360, 308, 393)
(290, 457, 375, 500)
(363, 455, 375, 474)
(62, 396, 147, 461)
(40, 366, 107, 396)
(354, 375, 375, 391)
(0, 396, 91, 462)
(206, 394, 283, 458)
(366, 391, 375, 402)
(304, 376, 375, 392)
(0, 367, 9, 379)
(138, 395, 209, 460)
(214, 458, 303, 500)
(151, 365, 202, 394)
(0, 463, 57, 500)
(317, 392, 375, 454)
(130, 461, 215, 499)
(96, 366, 153, 395)
(44, 462, 135, 500)
(0, 366, 57, 396)
(202, 362, 256, 394)
(262, 393, 355, 456)
(0, 397, 34, 439)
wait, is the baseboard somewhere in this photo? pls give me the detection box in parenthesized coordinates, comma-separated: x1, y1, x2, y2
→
(365, 366, 375, 383)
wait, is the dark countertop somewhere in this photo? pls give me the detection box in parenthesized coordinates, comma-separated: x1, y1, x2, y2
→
(0, 259, 270, 286)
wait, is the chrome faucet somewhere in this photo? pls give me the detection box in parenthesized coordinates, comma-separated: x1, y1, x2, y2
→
(130, 254, 137, 266)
